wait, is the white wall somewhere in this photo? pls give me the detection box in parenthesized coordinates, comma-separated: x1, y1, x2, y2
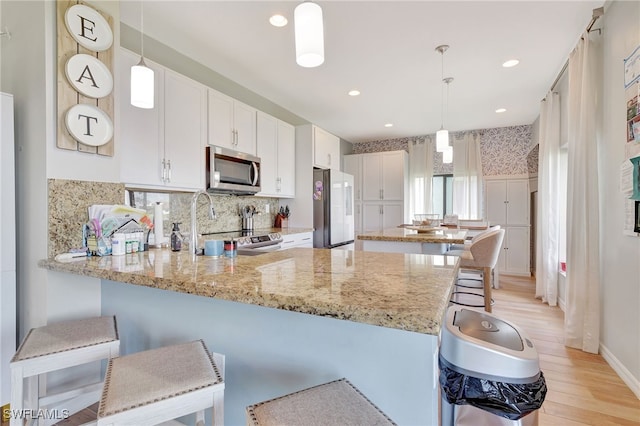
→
(0, 0, 119, 338)
(599, 0, 640, 397)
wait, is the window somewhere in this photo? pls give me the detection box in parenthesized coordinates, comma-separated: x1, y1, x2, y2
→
(432, 174, 453, 218)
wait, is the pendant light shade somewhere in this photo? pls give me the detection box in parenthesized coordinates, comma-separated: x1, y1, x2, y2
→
(294, 1, 324, 68)
(442, 145, 453, 164)
(131, 58, 154, 109)
(436, 128, 449, 152)
(131, 0, 154, 109)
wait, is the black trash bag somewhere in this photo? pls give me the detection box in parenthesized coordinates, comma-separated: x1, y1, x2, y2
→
(439, 360, 547, 421)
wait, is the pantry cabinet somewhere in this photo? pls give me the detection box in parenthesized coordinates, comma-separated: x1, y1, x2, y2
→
(344, 150, 409, 234)
(362, 202, 404, 233)
(256, 111, 295, 198)
(208, 89, 256, 155)
(119, 48, 206, 190)
(485, 178, 530, 276)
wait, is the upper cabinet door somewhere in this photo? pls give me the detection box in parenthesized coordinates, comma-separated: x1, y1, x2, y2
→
(381, 151, 406, 201)
(233, 101, 257, 155)
(208, 89, 235, 150)
(313, 126, 340, 170)
(485, 180, 507, 225)
(362, 154, 382, 200)
(506, 179, 529, 225)
(277, 120, 296, 198)
(118, 48, 165, 187)
(207, 89, 256, 155)
(256, 111, 278, 196)
(163, 70, 207, 189)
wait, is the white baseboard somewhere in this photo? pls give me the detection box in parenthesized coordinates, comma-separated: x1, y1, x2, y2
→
(600, 343, 640, 400)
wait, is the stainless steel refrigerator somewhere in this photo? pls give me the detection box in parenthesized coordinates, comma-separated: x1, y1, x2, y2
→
(313, 169, 355, 248)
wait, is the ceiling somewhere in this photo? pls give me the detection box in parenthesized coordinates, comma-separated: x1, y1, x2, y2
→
(120, 1, 604, 143)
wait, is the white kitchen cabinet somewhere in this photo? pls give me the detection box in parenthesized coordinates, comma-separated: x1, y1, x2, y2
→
(312, 125, 340, 170)
(256, 111, 295, 198)
(497, 226, 531, 275)
(163, 69, 207, 189)
(485, 178, 530, 275)
(119, 49, 206, 190)
(208, 88, 256, 155)
(362, 202, 404, 233)
(280, 232, 313, 250)
(485, 179, 529, 226)
(362, 151, 406, 201)
(119, 49, 164, 187)
(345, 151, 408, 233)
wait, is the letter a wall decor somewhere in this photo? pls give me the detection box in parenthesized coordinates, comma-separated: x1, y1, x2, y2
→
(57, 0, 114, 155)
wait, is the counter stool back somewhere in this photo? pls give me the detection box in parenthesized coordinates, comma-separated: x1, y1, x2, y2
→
(449, 228, 505, 313)
(95, 340, 225, 426)
(246, 378, 396, 426)
(10, 316, 120, 426)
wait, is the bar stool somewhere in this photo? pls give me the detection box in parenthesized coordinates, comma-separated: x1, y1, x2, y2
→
(96, 340, 225, 426)
(447, 225, 501, 289)
(246, 378, 396, 426)
(447, 229, 505, 313)
(10, 316, 119, 426)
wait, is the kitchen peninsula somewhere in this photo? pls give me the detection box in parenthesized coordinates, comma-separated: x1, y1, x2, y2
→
(40, 247, 458, 425)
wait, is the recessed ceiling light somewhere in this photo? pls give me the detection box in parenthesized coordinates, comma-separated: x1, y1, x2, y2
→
(348, 89, 360, 97)
(384, 123, 393, 128)
(269, 14, 288, 27)
(495, 108, 507, 113)
(502, 59, 519, 68)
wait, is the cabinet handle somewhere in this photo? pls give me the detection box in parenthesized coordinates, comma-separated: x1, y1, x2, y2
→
(167, 159, 172, 182)
(161, 159, 166, 182)
(357, 189, 360, 199)
(380, 205, 383, 215)
(381, 189, 384, 200)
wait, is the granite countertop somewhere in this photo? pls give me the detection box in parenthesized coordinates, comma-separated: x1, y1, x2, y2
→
(357, 227, 468, 244)
(39, 247, 458, 335)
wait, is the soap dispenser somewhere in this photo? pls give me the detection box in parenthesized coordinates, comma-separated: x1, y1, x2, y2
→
(171, 222, 183, 252)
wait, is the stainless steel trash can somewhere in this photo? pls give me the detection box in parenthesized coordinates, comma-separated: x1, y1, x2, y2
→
(439, 306, 546, 426)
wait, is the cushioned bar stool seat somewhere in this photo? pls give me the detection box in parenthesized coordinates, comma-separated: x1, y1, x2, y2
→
(10, 316, 119, 426)
(246, 378, 396, 426)
(96, 340, 225, 426)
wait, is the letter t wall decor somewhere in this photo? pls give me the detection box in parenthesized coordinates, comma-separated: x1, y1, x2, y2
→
(57, 0, 114, 156)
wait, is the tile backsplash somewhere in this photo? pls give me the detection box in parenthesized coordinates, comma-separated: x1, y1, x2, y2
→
(47, 178, 280, 256)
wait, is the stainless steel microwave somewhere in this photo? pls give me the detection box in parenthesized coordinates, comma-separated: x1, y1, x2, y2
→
(206, 146, 261, 195)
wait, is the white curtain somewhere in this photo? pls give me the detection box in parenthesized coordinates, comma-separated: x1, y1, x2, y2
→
(565, 31, 602, 354)
(536, 92, 560, 306)
(408, 136, 434, 217)
(452, 132, 483, 219)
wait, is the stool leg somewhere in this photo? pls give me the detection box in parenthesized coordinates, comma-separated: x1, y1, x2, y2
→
(483, 266, 492, 313)
(10, 366, 24, 426)
(195, 410, 205, 426)
(212, 391, 224, 426)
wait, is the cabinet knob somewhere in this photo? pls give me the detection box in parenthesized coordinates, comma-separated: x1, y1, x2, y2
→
(167, 159, 172, 182)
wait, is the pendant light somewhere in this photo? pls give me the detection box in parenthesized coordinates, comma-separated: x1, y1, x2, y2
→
(131, 0, 154, 109)
(435, 45, 450, 152)
(294, 1, 324, 68)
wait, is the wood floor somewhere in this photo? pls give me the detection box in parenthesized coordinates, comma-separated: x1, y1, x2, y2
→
(491, 275, 640, 426)
(3, 275, 639, 426)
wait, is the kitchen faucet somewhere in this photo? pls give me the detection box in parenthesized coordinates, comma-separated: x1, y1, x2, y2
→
(190, 190, 216, 254)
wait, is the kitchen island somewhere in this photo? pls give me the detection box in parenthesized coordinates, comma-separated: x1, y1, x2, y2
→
(358, 226, 468, 254)
(39, 247, 458, 425)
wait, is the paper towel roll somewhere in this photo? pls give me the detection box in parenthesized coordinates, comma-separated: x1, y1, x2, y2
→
(153, 202, 164, 246)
